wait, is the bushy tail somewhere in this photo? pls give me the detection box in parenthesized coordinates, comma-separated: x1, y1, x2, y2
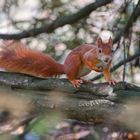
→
(0, 40, 64, 77)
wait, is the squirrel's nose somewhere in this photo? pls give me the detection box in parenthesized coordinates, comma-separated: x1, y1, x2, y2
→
(104, 58, 109, 63)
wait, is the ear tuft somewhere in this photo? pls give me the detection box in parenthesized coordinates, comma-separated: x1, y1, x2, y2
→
(97, 37, 103, 47)
(108, 37, 113, 46)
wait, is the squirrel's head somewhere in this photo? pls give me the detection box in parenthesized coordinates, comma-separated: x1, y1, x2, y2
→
(96, 37, 113, 64)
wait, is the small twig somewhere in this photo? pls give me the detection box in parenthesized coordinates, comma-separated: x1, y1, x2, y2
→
(135, 34, 140, 67)
(114, 38, 121, 53)
(122, 38, 126, 81)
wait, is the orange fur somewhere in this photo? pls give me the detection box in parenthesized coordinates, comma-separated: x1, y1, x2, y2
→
(0, 41, 64, 77)
(64, 37, 116, 87)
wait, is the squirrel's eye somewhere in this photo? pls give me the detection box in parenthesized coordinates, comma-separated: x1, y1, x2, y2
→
(112, 50, 114, 53)
(98, 49, 102, 53)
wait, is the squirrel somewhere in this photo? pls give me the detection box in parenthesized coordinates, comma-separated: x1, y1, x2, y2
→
(0, 37, 116, 88)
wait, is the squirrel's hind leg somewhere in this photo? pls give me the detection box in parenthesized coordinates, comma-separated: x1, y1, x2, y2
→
(64, 54, 84, 88)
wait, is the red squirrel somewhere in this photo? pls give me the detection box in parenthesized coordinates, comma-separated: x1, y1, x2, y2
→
(0, 37, 116, 87)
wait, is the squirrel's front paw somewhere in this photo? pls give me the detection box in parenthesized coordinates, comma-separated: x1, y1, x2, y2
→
(97, 66, 103, 71)
(108, 79, 117, 85)
(94, 66, 103, 72)
(71, 79, 83, 88)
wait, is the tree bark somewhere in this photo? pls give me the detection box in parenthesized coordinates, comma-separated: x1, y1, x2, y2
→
(0, 71, 140, 125)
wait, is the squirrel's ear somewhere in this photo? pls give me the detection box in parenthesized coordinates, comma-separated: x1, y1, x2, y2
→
(97, 37, 103, 47)
(108, 37, 113, 47)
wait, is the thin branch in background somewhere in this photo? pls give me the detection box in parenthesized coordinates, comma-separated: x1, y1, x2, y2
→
(122, 38, 126, 81)
(130, 63, 134, 83)
(0, 0, 112, 40)
(135, 34, 140, 67)
(127, 30, 134, 82)
(139, 34, 140, 67)
(114, 38, 121, 53)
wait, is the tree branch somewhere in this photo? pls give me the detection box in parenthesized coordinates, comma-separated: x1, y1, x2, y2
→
(0, 71, 140, 127)
(0, 0, 112, 40)
(0, 72, 140, 125)
(0, 71, 140, 100)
